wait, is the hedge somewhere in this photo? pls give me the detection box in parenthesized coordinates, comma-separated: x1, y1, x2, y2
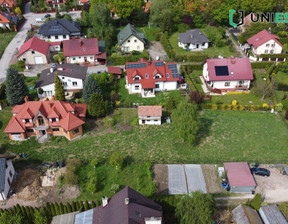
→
(251, 62, 275, 69)
(200, 104, 274, 111)
(108, 52, 149, 65)
(181, 64, 204, 71)
(175, 54, 208, 62)
(260, 54, 288, 59)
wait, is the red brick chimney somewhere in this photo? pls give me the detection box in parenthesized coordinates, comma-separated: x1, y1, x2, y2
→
(24, 96, 29, 103)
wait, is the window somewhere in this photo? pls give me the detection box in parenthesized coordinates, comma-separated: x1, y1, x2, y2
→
(62, 82, 67, 86)
(155, 84, 160, 88)
(154, 120, 158, 122)
(134, 76, 140, 81)
(128, 40, 130, 43)
(25, 119, 30, 123)
(271, 44, 275, 47)
(147, 116, 150, 118)
(134, 39, 137, 42)
(224, 82, 230, 87)
(38, 116, 44, 126)
(166, 73, 169, 78)
(26, 128, 34, 133)
(72, 128, 79, 135)
(23, 58, 26, 61)
(202, 43, 206, 46)
(266, 44, 270, 47)
(55, 35, 59, 39)
(51, 118, 57, 122)
(79, 57, 81, 59)
(239, 80, 244, 85)
(72, 82, 77, 86)
(62, 77, 65, 79)
(63, 35, 66, 39)
(31, 51, 35, 54)
(145, 74, 149, 79)
(155, 74, 161, 79)
(270, 50, 274, 53)
(135, 211, 141, 218)
(73, 57, 76, 60)
(52, 128, 59, 132)
(90, 57, 93, 59)
(48, 36, 51, 39)
(264, 50, 268, 53)
(135, 85, 140, 90)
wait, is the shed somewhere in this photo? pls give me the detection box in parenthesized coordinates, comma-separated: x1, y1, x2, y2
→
(259, 205, 288, 224)
(232, 204, 263, 224)
(224, 162, 256, 193)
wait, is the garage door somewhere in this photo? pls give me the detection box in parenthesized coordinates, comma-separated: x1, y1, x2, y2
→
(11, 134, 22, 140)
(34, 56, 44, 64)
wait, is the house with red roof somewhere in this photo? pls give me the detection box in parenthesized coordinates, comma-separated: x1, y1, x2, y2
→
(224, 162, 256, 193)
(78, 0, 89, 5)
(107, 66, 122, 79)
(4, 96, 87, 142)
(0, 0, 16, 11)
(45, 0, 66, 8)
(138, 106, 162, 125)
(51, 186, 163, 224)
(126, 59, 183, 97)
(63, 38, 106, 65)
(202, 58, 254, 94)
(247, 29, 283, 56)
(17, 37, 51, 65)
(0, 13, 10, 29)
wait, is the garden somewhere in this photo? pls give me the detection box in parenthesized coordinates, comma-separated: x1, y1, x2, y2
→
(0, 32, 16, 59)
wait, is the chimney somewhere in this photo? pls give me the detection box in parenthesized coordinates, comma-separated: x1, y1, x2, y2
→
(80, 40, 83, 46)
(125, 197, 129, 205)
(24, 96, 29, 103)
(231, 57, 236, 64)
(102, 196, 108, 207)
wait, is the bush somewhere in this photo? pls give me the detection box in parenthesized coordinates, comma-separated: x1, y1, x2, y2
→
(251, 193, 262, 210)
(275, 103, 283, 112)
(102, 116, 115, 128)
(109, 152, 123, 169)
(251, 62, 275, 69)
(231, 100, 238, 106)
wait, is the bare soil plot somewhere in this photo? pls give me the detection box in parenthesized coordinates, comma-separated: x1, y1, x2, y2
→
(153, 164, 168, 194)
(254, 165, 288, 203)
(147, 41, 167, 60)
(201, 164, 223, 193)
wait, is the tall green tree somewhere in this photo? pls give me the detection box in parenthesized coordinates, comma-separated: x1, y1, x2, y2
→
(0, 212, 23, 224)
(33, 207, 48, 224)
(110, 0, 144, 19)
(83, 75, 101, 103)
(175, 191, 215, 224)
(5, 67, 29, 106)
(54, 73, 65, 101)
(93, 72, 113, 100)
(240, 0, 276, 13)
(88, 92, 106, 117)
(171, 100, 200, 145)
(166, 95, 178, 114)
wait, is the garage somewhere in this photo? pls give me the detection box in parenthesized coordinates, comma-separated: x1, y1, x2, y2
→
(34, 56, 44, 64)
(11, 133, 23, 141)
(224, 162, 256, 193)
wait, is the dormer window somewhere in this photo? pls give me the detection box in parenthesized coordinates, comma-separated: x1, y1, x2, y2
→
(145, 74, 149, 79)
(166, 73, 170, 78)
(155, 74, 161, 79)
(134, 75, 141, 81)
(24, 119, 30, 123)
(51, 118, 57, 122)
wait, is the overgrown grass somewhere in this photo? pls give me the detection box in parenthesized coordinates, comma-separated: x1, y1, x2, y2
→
(1, 109, 287, 164)
(0, 32, 16, 59)
(141, 26, 158, 42)
(168, 32, 236, 58)
(275, 71, 288, 91)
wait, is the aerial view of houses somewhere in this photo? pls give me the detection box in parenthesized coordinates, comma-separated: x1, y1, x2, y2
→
(0, 0, 288, 223)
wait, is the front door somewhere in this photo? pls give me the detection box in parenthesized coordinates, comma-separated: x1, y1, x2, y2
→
(142, 120, 145, 124)
(41, 130, 46, 135)
(84, 57, 87, 62)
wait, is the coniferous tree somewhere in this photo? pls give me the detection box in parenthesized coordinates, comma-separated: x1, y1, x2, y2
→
(84, 201, 89, 211)
(83, 75, 101, 103)
(88, 92, 106, 117)
(72, 201, 77, 212)
(33, 208, 48, 224)
(54, 73, 65, 101)
(5, 67, 29, 106)
(91, 201, 97, 209)
(66, 202, 72, 213)
(59, 203, 64, 214)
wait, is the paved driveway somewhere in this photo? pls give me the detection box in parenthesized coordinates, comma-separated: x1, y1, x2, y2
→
(0, 3, 81, 83)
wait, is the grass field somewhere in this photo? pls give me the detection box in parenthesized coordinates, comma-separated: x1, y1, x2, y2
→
(1, 108, 287, 164)
(0, 32, 16, 59)
(169, 32, 237, 58)
(275, 71, 288, 91)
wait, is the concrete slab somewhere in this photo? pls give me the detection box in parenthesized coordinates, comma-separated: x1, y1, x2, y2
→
(185, 164, 207, 193)
(168, 165, 187, 194)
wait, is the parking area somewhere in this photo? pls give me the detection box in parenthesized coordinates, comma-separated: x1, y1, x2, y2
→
(254, 165, 288, 203)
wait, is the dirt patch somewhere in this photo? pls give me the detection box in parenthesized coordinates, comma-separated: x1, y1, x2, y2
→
(11, 169, 41, 193)
(213, 209, 233, 224)
(153, 164, 168, 194)
(201, 164, 223, 193)
(254, 165, 288, 203)
(116, 124, 132, 131)
(147, 41, 167, 60)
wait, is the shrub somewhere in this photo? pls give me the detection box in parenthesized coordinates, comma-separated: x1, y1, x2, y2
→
(251, 193, 262, 210)
(102, 116, 115, 128)
(262, 103, 268, 110)
(231, 100, 238, 106)
(109, 152, 123, 169)
(275, 103, 283, 112)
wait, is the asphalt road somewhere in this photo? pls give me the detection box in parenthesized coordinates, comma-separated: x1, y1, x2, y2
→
(0, 3, 81, 83)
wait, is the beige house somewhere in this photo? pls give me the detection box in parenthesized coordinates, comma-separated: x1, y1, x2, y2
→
(17, 37, 51, 65)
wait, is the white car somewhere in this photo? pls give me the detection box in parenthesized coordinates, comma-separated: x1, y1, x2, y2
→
(35, 18, 45, 23)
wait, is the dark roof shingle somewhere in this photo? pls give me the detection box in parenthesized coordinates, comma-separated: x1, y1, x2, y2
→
(38, 19, 80, 37)
(178, 29, 210, 44)
(117, 23, 146, 46)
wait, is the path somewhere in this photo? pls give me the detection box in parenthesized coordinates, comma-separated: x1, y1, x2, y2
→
(226, 30, 247, 58)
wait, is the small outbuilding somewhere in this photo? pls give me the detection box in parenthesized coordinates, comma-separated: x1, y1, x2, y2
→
(224, 162, 256, 193)
(138, 106, 162, 125)
(232, 204, 263, 224)
(0, 156, 16, 201)
(259, 205, 288, 224)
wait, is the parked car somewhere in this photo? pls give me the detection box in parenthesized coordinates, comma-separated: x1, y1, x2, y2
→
(44, 14, 51, 18)
(250, 167, 270, 177)
(36, 18, 45, 23)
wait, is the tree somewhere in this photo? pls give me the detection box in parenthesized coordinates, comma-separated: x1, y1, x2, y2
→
(0, 212, 23, 224)
(88, 92, 106, 117)
(171, 100, 200, 145)
(83, 75, 101, 103)
(109, 151, 123, 169)
(5, 67, 29, 106)
(33, 207, 48, 224)
(63, 13, 72, 21)
(240, 0, 276, 13)
(110, 0, 144, 19)
(175, 191, 215, 224)
(54, 72, 65, 101)
(14, 7, 22, 15)
(250, 193, 262, 210)
(93, 72, 113, 100)
(166, 95, 178, 114)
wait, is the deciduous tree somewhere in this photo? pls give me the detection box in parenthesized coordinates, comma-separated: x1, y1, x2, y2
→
(110, 0, 144, 19)
(5, 67, 29, 106)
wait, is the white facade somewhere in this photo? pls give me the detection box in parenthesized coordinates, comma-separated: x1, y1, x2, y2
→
(0, 159, 15, 201)
(120, 35, 144, 52)
(37, 75, 84, 98)
(40, 34, 70, 42)
(18, 50, 50, 65)
(139, 116, 161, 125)
(0, 22, 9, 29)
(66, 55, 95, 64)
(178, 42, 208, 51)
(252, 39, 282, 55)
(126, 81, 178, 95)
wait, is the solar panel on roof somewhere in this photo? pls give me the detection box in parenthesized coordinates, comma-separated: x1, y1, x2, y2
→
(154, 61, 164, 67)
(74, 209, 93, 224)
(167, 64, 177, 69)
(215, 66, 229, 76)
(127, 63, 146, 69)
(172, 74, 179, 78)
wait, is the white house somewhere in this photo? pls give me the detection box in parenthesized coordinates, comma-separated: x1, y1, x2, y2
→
(247, 29, 283, 55)
(35, 63, 87, 98)
(117, 23, 146, 52)
(125, 59, 183, 97)
(138, 106, 162, 125)
(17, 37, 51, 65)
(202, 58, 254, 94)
(178, 29, 210, 51)
(38, 19, 81, 43)
(0, 156, 16, 201)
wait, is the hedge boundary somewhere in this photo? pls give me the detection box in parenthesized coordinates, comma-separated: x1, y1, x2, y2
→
(200, 104, 274, 111)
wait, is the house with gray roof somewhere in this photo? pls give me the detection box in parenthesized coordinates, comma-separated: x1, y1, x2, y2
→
(259, 205, 288, 224)
(0, 156, 16, 201)
(38, 19, 81, 43)
(35, 63, 87, 98)
(232, 204, 263, 224)
(178, 29, 210, 51)
(117, 23, 146, 52)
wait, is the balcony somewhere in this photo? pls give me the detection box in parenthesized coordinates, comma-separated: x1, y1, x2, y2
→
(34, 126, 49, 131)
(235, 85, 248, 90)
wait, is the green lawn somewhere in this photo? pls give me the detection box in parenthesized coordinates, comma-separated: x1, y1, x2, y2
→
(0, 32, 16, 59)
(1, 108, 287, 164)
(275, 71, 288, 91)
(210, 93, 270, 105)
(169, 32, 236, 58)
(141, 26, 158, 42)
